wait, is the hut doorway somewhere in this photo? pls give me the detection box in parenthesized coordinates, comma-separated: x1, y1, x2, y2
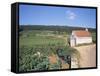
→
(70, 36, 76, 47)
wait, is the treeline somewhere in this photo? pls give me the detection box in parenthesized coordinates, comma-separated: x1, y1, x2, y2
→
(19, 25, 96, 34)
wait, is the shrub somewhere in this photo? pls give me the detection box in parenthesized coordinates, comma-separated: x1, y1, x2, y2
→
(32, 55, 49, 71)
(56, 46, 80, 64)
(19, 46, 50, 72)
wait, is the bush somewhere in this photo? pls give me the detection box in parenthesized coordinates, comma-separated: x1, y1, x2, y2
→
(19, 54, 49, 71)
(32, 55, 49, 71)
(19, 46, 50, 72)
(57, 46, 77, 57)
(56, 46, 79, 64)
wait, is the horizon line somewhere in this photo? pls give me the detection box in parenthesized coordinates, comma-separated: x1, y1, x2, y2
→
(19, 24, 96, 29)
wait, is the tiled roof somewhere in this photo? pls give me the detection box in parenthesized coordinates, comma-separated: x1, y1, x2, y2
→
(73, 30, 91, 37)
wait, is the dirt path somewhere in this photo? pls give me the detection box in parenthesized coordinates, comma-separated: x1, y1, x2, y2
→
(48, 53, 69, 69)
(48, 53, 58, 64)
(74, 44, 96, 68)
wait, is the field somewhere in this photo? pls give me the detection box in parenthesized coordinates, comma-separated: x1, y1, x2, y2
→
(19, 25, 96, 72)
(20, 30, 66, 47)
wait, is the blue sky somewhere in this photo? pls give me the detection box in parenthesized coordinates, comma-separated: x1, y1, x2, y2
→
(19, 5, 96, 28)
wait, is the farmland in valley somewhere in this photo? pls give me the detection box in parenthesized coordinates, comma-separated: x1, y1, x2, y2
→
(19, 25, 96, 72)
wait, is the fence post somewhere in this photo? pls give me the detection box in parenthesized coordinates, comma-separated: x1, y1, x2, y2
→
(65, 55, 71, 69)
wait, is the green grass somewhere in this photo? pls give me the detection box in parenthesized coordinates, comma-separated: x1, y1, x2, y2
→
(20, 30, 66, 46)
(20, 36, 65, 47)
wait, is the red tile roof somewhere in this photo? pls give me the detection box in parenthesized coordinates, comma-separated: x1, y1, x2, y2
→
(73, 30, 91, 37)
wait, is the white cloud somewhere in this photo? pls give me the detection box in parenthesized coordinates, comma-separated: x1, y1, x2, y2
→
(66, 10, 76, 20)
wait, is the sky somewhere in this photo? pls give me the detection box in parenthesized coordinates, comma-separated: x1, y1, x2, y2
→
(19, 4, 96, 28)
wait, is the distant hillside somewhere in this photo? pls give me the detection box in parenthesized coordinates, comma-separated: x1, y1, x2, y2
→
(19, 25, 96, 33)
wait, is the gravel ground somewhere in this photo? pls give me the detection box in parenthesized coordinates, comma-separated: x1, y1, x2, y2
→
(74, 44, 96, 68)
